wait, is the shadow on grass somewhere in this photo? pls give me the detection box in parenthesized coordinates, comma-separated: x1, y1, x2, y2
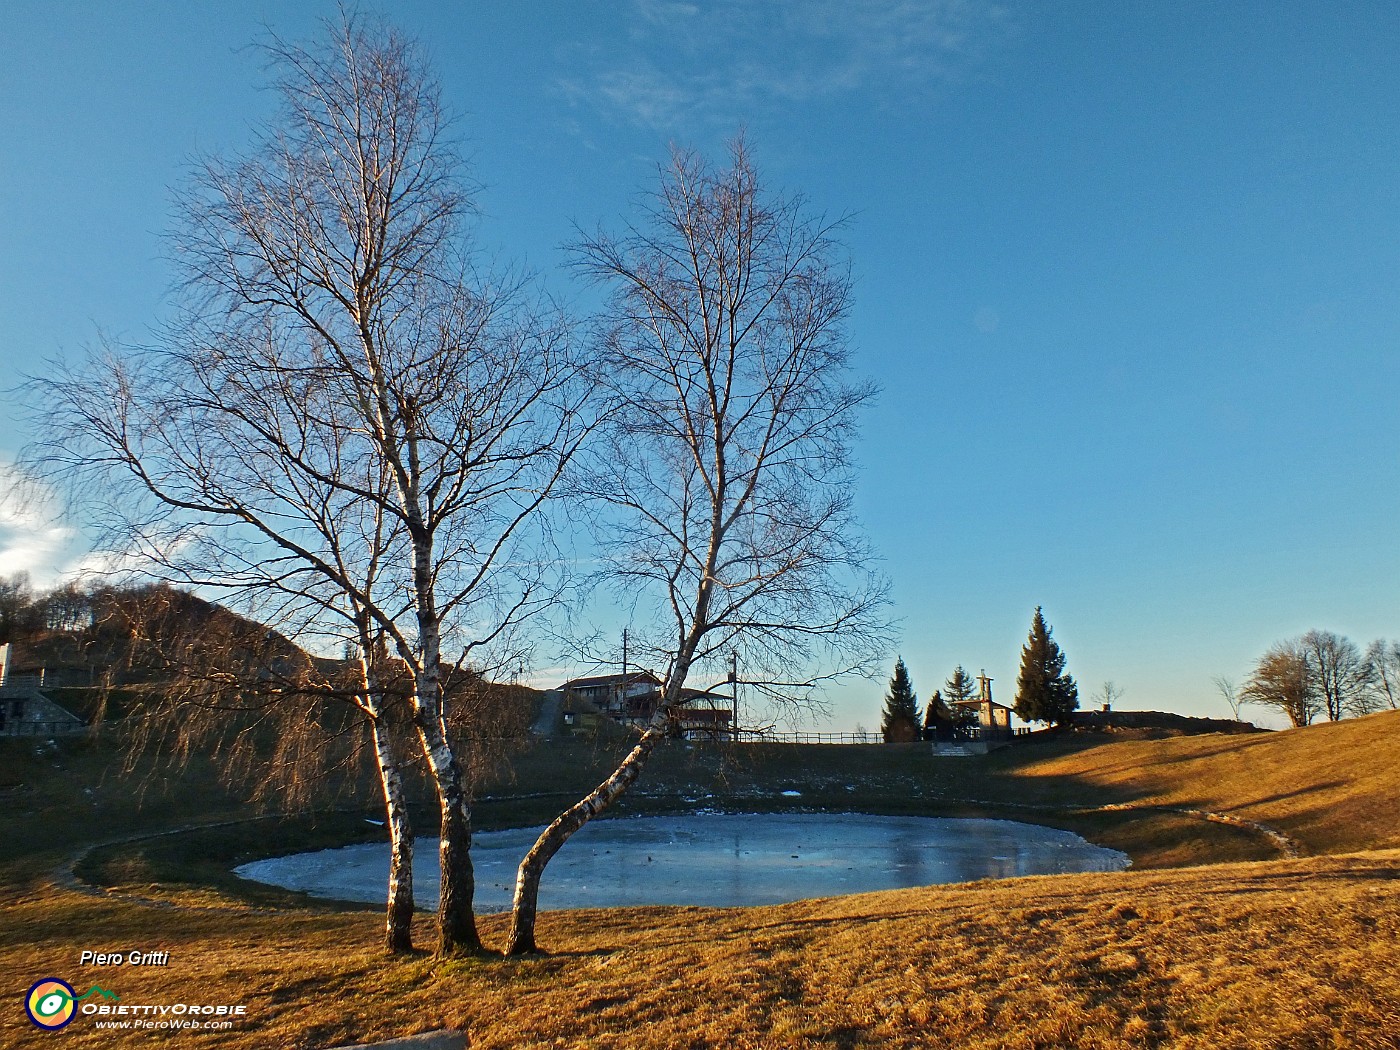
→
(4, 728, 1322, 925)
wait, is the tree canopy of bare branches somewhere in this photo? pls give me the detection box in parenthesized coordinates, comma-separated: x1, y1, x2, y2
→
(1300, 629, 1371, 722)
(1238, 630, 1391, 730)
(1241, 639, 1318, 728)
(1092, 680, 1125, 710)
(32, 14, 585, 955)
(1365, 639, 1400, 711)
(505, 137, 889, 954)
(1211, 674, 1243, 721)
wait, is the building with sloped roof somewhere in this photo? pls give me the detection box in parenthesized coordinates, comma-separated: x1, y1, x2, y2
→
(559, 669, 734, 739)
(0, 642, 86, 736)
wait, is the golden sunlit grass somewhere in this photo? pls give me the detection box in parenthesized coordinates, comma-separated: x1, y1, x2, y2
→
(5, 852, 1397, 1048)
(4, 711, 1399, 1047)
(1006, 709, 1400, 855)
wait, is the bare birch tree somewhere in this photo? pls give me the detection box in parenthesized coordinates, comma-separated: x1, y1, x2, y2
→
(1212, 674, 1243, 721)
(33, 14, 584, 955)
(1300, 629, 1370, 722)
(506, 138, 888, 955)
(1364, 639, 1400, 711)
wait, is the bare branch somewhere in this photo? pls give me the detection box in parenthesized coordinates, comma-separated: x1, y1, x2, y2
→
(507, 135, 891, 954)
(28, 11, 589, 957)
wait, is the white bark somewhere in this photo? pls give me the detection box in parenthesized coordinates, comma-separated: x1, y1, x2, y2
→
(33, 14, 586, 957)
(507, 137, 887, 954)
(369, 713, 415, 953)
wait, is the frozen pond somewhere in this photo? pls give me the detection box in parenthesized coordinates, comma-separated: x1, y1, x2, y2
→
(236, 813, 1128, 912)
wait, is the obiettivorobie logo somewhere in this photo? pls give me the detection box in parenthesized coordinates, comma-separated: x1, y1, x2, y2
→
(25, 979, 119, 1030)
(24, 976, 249, 1032)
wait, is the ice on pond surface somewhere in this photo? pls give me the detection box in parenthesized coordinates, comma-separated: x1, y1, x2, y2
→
(234, 812, 1129, 912)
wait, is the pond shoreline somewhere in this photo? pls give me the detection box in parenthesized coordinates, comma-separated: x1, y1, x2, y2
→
(234, 812, 1131, 912)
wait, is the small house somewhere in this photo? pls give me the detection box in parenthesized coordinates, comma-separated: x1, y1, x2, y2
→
(0, 642, 86, 736)
(558, 670, 734, 739)
(560, 671, 663, 720)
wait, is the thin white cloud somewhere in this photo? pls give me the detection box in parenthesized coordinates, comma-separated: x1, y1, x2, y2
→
(633, 0, 701, 25)
(0, 463, 79, 587)
(566, 0, 1012, 129)
(59, 548, 156, 582)
(0, 531, 74, 581)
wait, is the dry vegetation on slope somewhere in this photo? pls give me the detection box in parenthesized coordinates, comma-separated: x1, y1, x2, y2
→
(1008, 709, 1400, 855)
(4, 852, 1397, 1049)
(2, 712, 1398, 1047)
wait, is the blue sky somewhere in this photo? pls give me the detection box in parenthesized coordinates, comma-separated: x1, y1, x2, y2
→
(2, 1, 1397, 729)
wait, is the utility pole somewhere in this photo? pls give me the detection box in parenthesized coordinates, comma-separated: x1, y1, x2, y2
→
(619, 627, 629, 715)
(730, 650, 739, 736)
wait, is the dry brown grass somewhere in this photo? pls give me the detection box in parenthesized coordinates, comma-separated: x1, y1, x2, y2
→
(3, 712, 1398, 1047)
(3, 851, 1397, 1048)
(1011, 709, 1400, 855)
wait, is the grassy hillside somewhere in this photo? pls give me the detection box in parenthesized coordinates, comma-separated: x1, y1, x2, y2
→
(2, 712, 1398, 1047)
(1007, 708, 1400, 854)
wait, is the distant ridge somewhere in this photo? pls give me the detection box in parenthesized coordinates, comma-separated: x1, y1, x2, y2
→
(1070, 708, 1263, 736)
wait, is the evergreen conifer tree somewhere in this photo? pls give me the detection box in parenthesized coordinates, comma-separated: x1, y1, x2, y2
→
(943, 663, 981, 728)
(944, 665, 976, 704)
(923, 688, 952, 737)
(881, 656, 922, 742)
(1014, 607, 1079, 726)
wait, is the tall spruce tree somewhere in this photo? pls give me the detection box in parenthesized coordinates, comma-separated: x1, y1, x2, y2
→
(881, 656, 922, 742)
(944, 665, 977, 705)
(1014, 607, 1079, 726)
(943, 663, 981, 728)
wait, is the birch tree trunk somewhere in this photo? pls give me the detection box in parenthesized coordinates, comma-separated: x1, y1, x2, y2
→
(394, 486, 483, 954)
(416, 713, 480, 954)
(506, 706, 671, 955)
(506, 647, 696, 956)
(408, 595, 481, 956)
(370, 715, 416, 954)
